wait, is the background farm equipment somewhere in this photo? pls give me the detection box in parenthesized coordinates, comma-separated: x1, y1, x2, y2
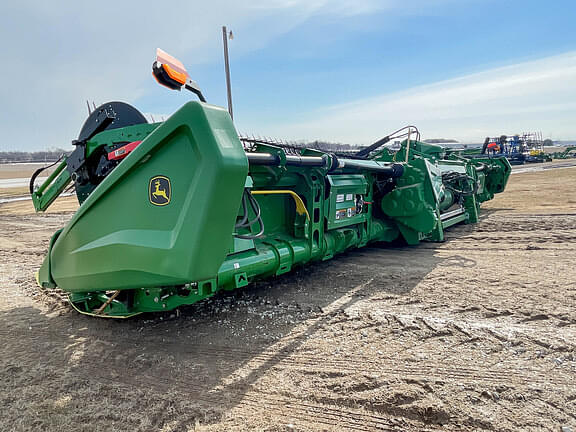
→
(551, 146, 576, 159)
(478, 133, 552, 165)
(30, 50, 511, 317)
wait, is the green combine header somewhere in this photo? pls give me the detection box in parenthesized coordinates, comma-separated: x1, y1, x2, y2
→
(31, 49, 511, 317)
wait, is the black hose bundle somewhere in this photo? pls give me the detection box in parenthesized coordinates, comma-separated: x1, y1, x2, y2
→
(442, 171, 478, 196)
(355, 125, 421, 158)
(234, 189, 265, 239)
(29, 154, 65, 194)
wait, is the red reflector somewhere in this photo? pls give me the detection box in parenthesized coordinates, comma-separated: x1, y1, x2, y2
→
(107, 141, 142, 161)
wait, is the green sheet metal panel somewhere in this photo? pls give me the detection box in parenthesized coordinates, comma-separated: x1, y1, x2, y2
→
(326, 174, 368, 230)
(48, 102, 248, 293)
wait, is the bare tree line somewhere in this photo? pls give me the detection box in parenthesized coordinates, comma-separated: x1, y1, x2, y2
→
(0, 150, 70, 164)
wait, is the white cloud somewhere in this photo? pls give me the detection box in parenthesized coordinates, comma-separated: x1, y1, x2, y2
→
(3, 0, 382, 151)
(258, 52, 576, 143)
(0, 0, 564, 152)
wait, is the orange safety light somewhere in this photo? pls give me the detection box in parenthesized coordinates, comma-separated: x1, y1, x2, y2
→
(152, 48, 206, 102)
(162, 63, 187, 85)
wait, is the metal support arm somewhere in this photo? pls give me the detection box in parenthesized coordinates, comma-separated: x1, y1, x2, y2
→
(30, 159, 72, 212)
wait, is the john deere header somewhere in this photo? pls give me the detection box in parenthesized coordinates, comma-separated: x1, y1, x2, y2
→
(30, 49, 511, 317)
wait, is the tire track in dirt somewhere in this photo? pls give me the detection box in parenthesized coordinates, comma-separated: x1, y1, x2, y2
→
(2, 301, 570, 431)
(2, 185, 576, 430)
(1, 317, 570, 390)
(74, 364, 439, 432)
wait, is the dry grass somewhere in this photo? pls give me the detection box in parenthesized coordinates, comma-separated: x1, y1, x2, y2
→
(0, 195, 78, 215)
(0, 186, 29, 198)
(0, 163, 58, 180)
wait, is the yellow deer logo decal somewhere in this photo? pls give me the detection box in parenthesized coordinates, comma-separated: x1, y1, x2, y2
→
(149, 176, 171, 206)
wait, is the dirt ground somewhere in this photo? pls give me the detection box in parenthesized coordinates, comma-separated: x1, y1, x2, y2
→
(0, 163, 59, 180)
(0, 165, 575, 431)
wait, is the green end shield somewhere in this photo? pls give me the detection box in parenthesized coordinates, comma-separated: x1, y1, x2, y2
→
(43, 102, 248, 293)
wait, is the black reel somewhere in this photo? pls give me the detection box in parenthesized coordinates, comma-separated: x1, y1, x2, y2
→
(70, 102, 148, 203)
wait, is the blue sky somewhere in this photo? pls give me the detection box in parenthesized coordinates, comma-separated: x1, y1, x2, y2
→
(1, 0, 576, 150)
(191, 0, 576, 118)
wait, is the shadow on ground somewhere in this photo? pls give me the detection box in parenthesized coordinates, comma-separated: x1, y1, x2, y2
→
(1, 243, 444, 431)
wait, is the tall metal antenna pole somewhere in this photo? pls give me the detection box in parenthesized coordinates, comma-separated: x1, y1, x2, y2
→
(222, 26, 233, 120)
